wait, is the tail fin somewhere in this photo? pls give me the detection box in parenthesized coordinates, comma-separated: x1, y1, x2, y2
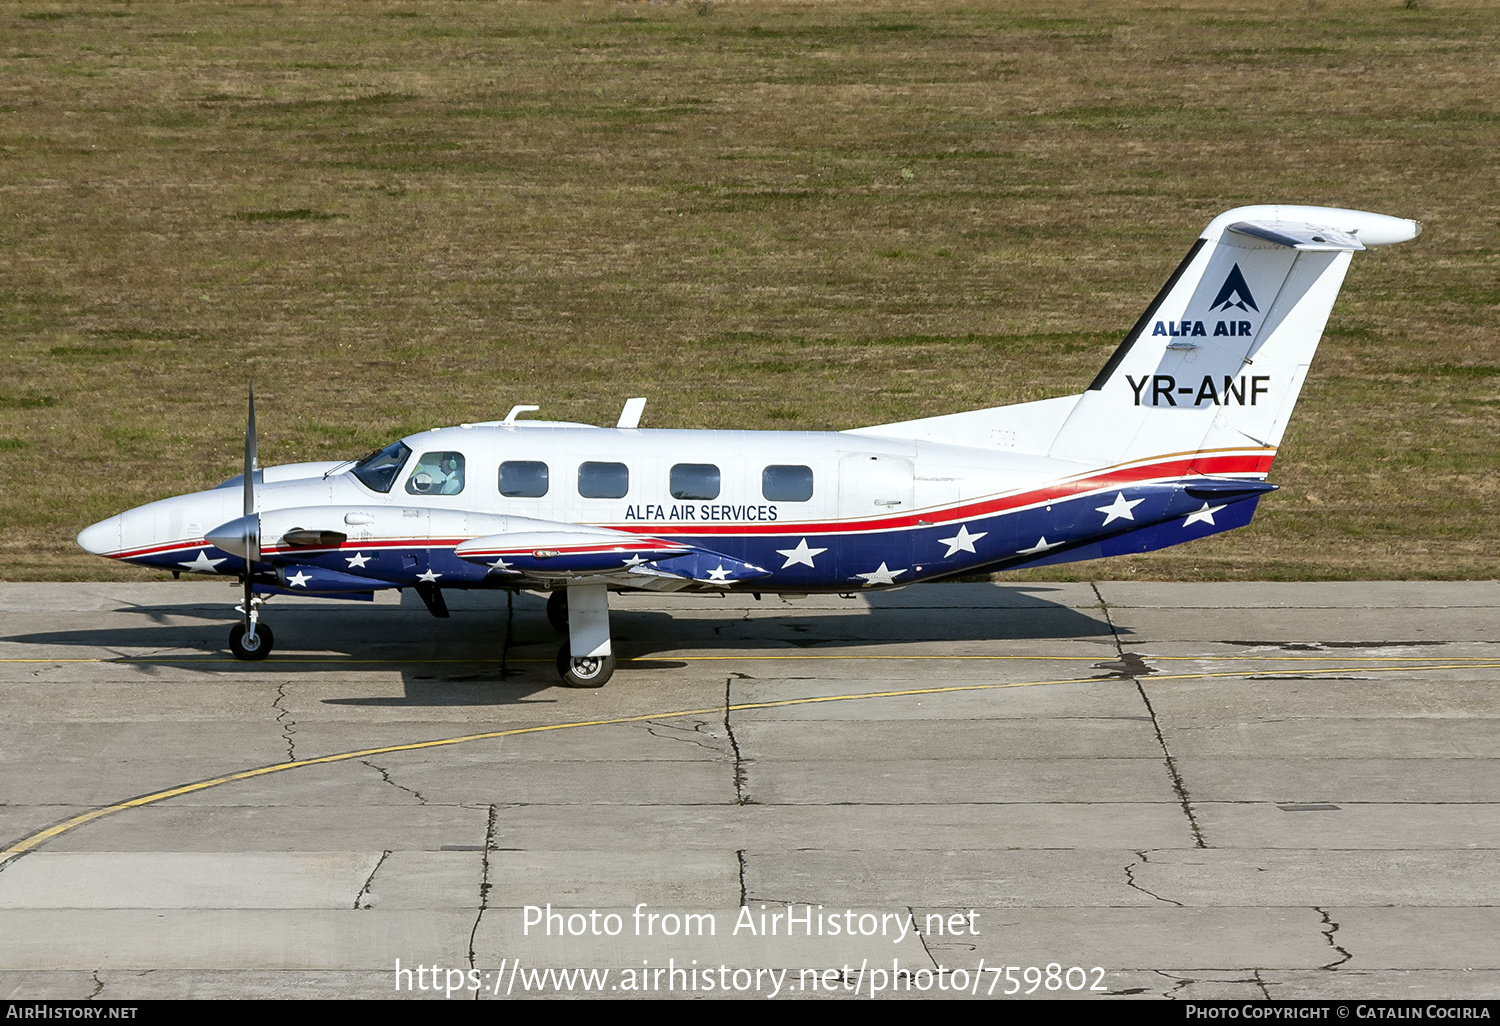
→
(1048, 204, 1420, 468)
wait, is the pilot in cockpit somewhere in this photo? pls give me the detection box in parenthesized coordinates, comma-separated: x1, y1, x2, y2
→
(407, 452, 465, 495)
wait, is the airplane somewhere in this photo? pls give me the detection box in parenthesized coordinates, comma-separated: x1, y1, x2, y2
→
(76, 204, 1420, 686)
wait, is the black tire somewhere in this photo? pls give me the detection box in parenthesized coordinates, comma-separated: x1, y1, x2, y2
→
(546, 589, 569, 634)
(556, 642, 613, 688)
(229, 622, 274, 661)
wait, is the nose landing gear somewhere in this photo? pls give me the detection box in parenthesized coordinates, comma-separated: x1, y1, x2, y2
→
(230, 578, 274, 661)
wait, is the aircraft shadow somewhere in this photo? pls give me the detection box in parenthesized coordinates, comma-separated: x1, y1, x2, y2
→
(2, 585, 1123, 707)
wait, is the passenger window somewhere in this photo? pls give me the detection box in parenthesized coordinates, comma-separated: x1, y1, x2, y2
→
(405, 451, 466, 495)
(763, 464, 814, 502)
(499, 460, 549, 498)
(578, 461, 629, 499)
(670, 463, 720, 501)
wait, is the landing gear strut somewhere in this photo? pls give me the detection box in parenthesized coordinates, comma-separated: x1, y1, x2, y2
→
(230, 576, 274, 661)
(555, 583, 613, 687)
(546, 589, 569, 634)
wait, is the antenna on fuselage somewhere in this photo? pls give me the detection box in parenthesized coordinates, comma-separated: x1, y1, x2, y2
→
(617, 397, 647, 429)
(503, 405, 539, 426)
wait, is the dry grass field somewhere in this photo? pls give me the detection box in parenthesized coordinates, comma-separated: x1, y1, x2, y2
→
(0, 0, 1494, 581)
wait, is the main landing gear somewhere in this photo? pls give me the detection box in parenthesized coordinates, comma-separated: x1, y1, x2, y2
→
(230, 577, 274, 661)
(552, 583, 614, 688)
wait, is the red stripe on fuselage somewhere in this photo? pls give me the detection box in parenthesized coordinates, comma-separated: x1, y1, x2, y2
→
(604, 450, 1273, 537)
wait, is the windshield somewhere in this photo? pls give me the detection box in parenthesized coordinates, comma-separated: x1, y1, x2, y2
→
(351, 440, 411, 494)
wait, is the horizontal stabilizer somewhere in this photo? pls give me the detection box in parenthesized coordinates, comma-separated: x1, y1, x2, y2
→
(1182, 478, 1279, 500)
(1227, 221, 1363, 252)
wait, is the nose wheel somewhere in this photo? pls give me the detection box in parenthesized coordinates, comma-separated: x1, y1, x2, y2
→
(229, 621, 275, 661)
(230, 578, 274, 660)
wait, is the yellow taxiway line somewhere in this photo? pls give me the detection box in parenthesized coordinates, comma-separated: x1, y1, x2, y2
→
(1, 659, 1496, 867)
(0, 653, 1495, 665)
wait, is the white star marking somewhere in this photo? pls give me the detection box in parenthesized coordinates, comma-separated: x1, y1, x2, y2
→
(416, 569, 442, 583)
(855, 562, 906, 587)
(1016, 536, 1063, 555)
(1183, 502, 1228, 527)
(705, 564, 732, 582)
(776, 538, 828, 569)
(1096, 492, 1145, 525)
(487, 556, 515, 572)
(937, 523, 987, 558)
(177, 549, 227, 574)
(345, 552, 370, 569)
(285, 570, 312, 588)
(621, 554, 650, 567)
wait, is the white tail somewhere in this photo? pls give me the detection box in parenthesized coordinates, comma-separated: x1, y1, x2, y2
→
(1047, 204, 1420, 468)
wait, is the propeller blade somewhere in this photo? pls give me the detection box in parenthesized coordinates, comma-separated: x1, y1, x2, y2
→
(244, 383, 258, 518)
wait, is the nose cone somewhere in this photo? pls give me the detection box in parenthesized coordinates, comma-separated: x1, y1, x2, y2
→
(77, 515, 123, 557)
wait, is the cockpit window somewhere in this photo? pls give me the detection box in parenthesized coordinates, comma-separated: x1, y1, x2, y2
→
(351, 440, 411, 494)
(406, 451, 466, 495)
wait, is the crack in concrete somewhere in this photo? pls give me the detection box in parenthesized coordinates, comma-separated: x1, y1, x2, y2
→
(469, 804, 498, 985)
(88, 969, 103, 1000)
(1149, 969, 1269, 1000)
(736, 849, 748, 906)
(909, 905, 940, 970)
(272, 682, 296, 763)
(1153, 970, 1197, 1000)
(362, 759, 427, 804)
(1247, 675, 1371, 681)
(724, 676, 751, 804)
(1315, 906, 1353, 969)
(711, 607, 754, 637)
(355, 849, 391, 910)
(1124, 850, 1184, 906)
(641, 717, 723, 752)
(1092, 582, 1206, 849)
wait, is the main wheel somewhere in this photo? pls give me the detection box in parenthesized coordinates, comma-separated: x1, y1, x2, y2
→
(229, 622, 275, 661)
(546, 589, 569, 634)
(556, 642, 613, 688)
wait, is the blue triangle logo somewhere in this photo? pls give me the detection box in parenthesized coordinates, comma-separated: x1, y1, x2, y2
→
(1209, 263, 1259, 313)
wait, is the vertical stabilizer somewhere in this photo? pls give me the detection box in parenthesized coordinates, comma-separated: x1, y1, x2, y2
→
(1048, 205, 1419, 469)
